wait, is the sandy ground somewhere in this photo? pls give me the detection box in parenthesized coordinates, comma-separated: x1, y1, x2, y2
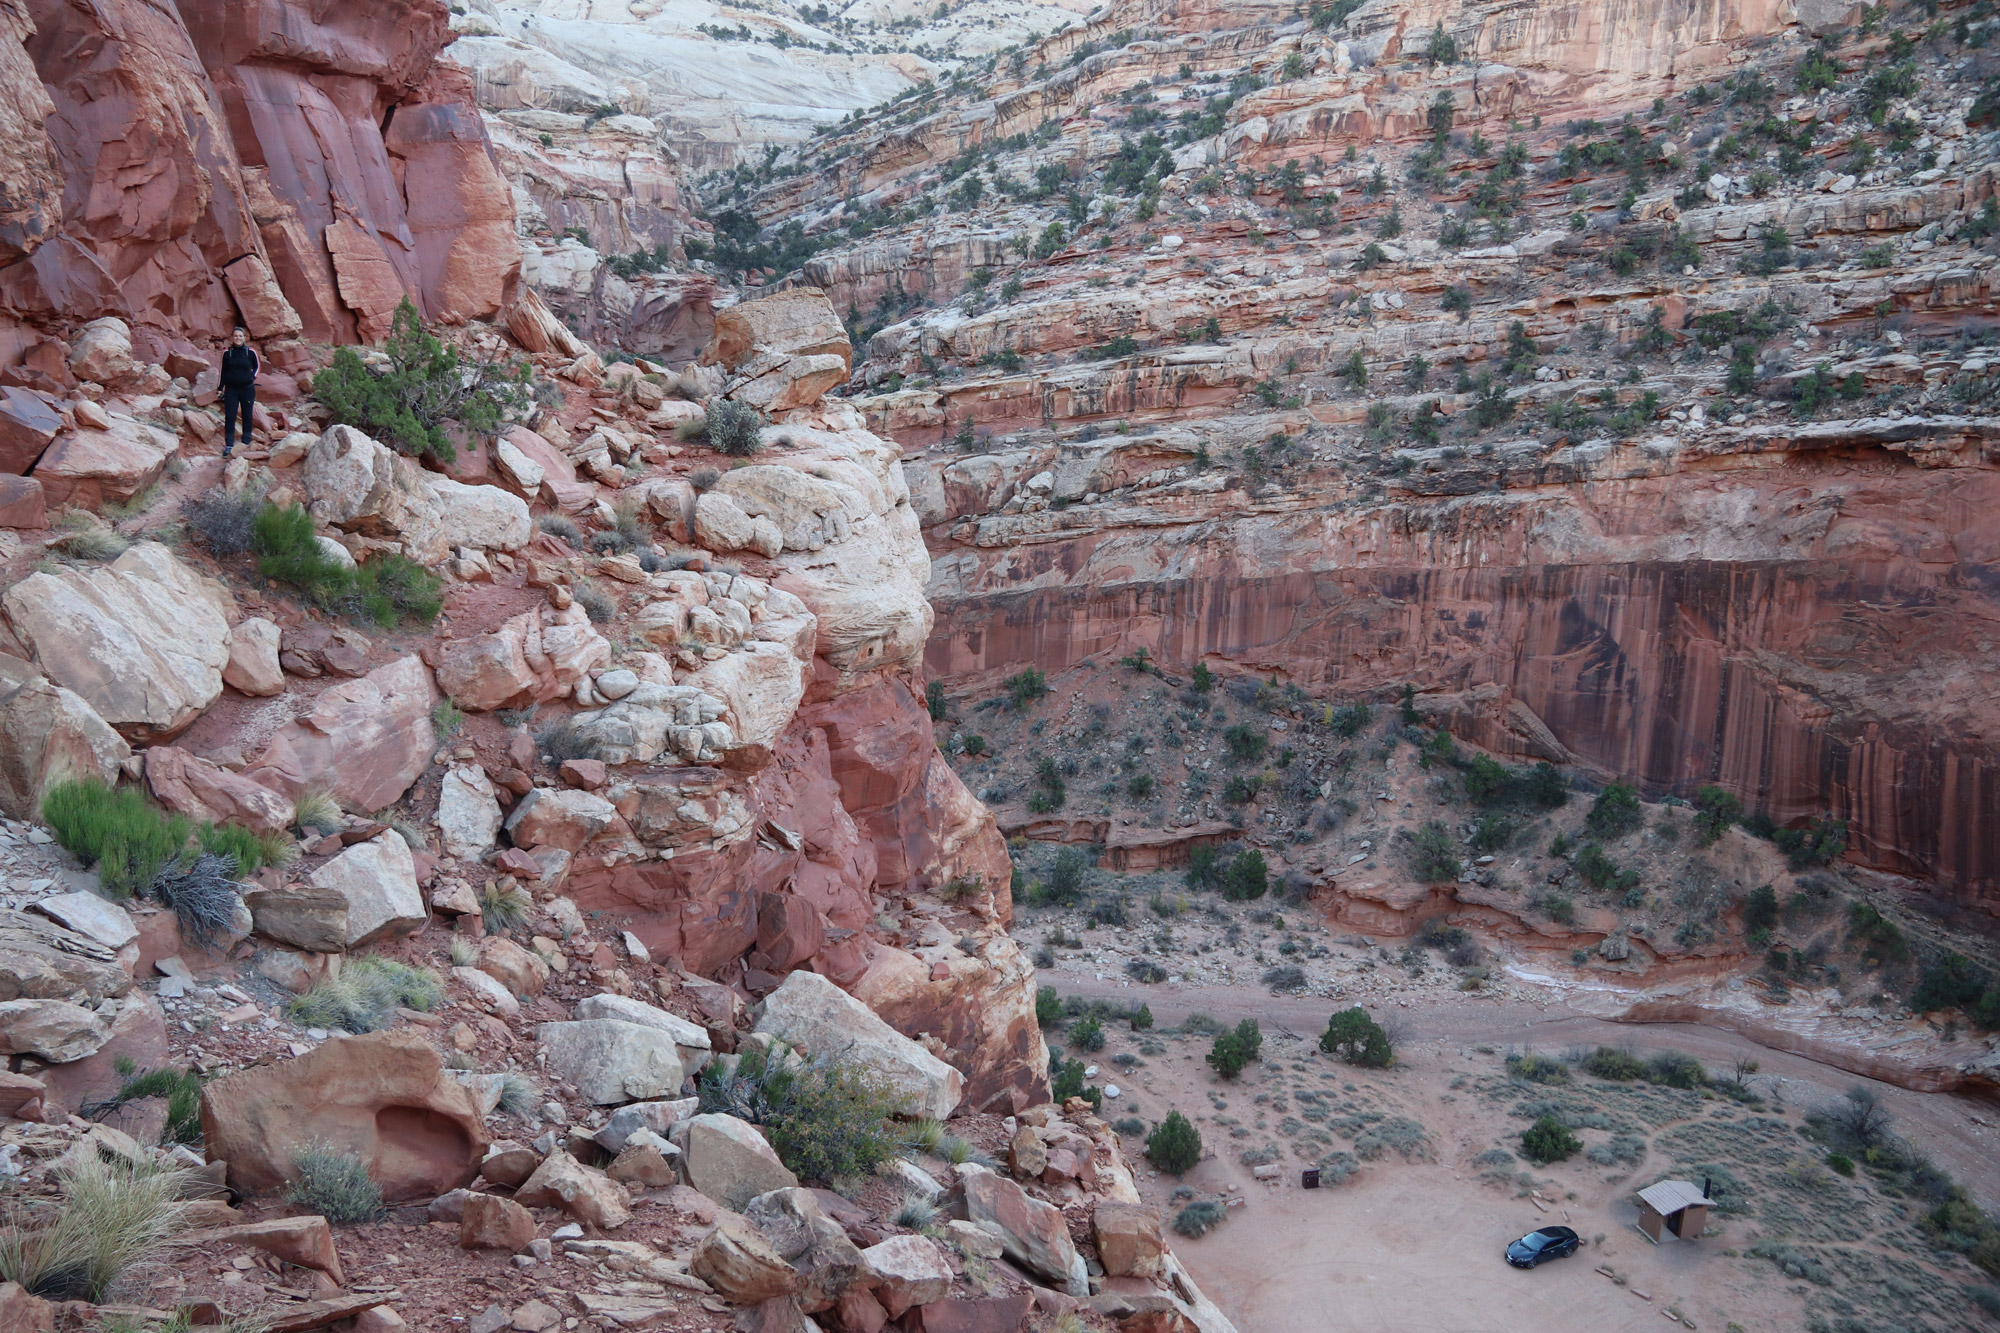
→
(1055, 977, 2000, 1333)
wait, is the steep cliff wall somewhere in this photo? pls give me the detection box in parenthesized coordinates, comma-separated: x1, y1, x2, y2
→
(0, 0, 516, 364)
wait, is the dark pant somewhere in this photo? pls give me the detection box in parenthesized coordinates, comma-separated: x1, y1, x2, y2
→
(222, 383, 255, 453)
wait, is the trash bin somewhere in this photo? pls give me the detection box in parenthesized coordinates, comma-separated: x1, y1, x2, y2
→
(1302, 1168, 1321, 1190)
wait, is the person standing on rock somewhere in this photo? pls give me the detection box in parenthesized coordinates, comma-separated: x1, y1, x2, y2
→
(220, 326, 259, 458)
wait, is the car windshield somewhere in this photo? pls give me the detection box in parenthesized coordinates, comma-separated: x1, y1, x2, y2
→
(1518, 1233, 1553, 1250)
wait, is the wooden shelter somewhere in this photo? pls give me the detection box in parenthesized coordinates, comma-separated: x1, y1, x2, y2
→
(1636, 1179, 1712, 1242)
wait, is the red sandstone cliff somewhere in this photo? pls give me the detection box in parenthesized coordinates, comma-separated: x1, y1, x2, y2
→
(0, 0, 517, 369)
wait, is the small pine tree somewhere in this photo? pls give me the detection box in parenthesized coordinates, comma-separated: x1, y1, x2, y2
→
(1146, 1111, 1202, 1174)
(1131, 1003, 1155, 1031)
(1521, 1115, 1581, 1164)
(1208, 1030, 1249, 1079)
(1321, 1007, 1393, 1067)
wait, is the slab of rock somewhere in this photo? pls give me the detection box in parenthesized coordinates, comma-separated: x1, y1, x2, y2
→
(677, 1114, 798, 1211)
(913, 1294, 1036, 1333)
(0, 998, 110, 1062)
(1092, 1201, 1165, 1278)
(200, 1030, 486, 1200)
(436, 765, 503, 860)
(689, 1220, 798, 1304)
(301, 425, 447, 564)
(1009, 1125, 1046, 1181)
(480, 1142, 541, 1188)
(606, 1143, 677, 1188)
(1, 543, 231, 739)
(190, 1215, 345, 1283)
(67, 318, 136, 384)
(573, 994, 711, 1072)
(683, 641, 807, 756)
(0, 671, 130, 821)
(25, 892, 136, 952)
(743, 1187, 870, 1312)
(861, 1233, 951, 1318)
(514, 1147, 630, 1230)
(30, 413, 178, 510)
(0, 909, 131, 1002)
(957, 1167, 1084, 1292)
(535, 1019, 683, 1104)
(425, 474, 531, 552)
(145, 745, 295, 834)
(243, 881, 350, 954)
(504, 788, 616, 853)
(245, 654, 437, 813)
(223, 618, 285, 697)
(461, 1193, 538, 1251)
(753, 970, 962, 1119)
(307, 834, 425, 948)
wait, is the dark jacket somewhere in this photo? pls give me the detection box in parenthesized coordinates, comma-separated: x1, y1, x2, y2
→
(220, 345, 259, 388)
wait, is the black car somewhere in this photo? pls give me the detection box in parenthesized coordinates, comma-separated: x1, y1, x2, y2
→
(1505, 1225, 1581, 1268)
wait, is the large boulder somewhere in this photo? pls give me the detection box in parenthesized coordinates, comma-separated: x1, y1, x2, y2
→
(860, 1234, 952, 1319)
(0, 998, 110, 1062)
(434, 608, 610, 713)
(0, 669, 130, 821)
(753, 970, 963, 1119)
(66, 318, 136, 384)
(30, 413, 178, 510)
(956, 1167, 1085, 1293)
(504, 788, 616, 853)
(744, 1188, 869, 1313)
(712, 467, 865, 554)
(435, 765, 502, 860)
(676, 1114, 798, 1210)
(535, 1019, 683, 1104)
(1092, 1202, 1165, 1278)
(0, 543, 232, 739)
(0, 475, 46, 530)
(572, 993, 711, 1073)
(223, 618, 285, 697)
(514, 1148, 631, 1230)
(244, 655, 437, 812)
(425, 474, 532, 552)
(306, 834, 426, 948)
(200, 1030, 487, 1200)
(241, 881, 350, 954)
(0, 386, 61, 474)
(701, 288, 852, 412)
(692, 492, 780, 558)
(689, 1220, 799, 1305)
(300, 425, 447, 565)
(683, 641, 807, 757)
(144, 746, 294, 834)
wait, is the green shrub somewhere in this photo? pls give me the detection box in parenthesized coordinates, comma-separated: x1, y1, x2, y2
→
(699, 399, 765, 456)
(287, 956, 442, 1033)
(1036, 985, 1062, 1026)
(1050, 1057, 1087, 1102)
(0, 1152, 193, 1301)
(251, 504, 440, 628)
(1329, 702, 1372, 736)
(285, 1141, 383, 1223)
(1645, 1050, 1708, 1090)
(1585, 781, 1643, 839)
(312, 297, 531, 464)
(1574, 842, 1635, 891)
(1221, 850, 1268, 901)
(1131, 1003, 1154, 1030)
(41, 779, 190, 898)
(1320, 1006, 1392, 1067)
(1207, 1030, 1250, 1079)
(1408, 821, 1461, 882)
(1006, 667, 1050, 707)
(97, 1062, 203, 1146)
(1520, 1115, 1580, 1164)
(1045, 846, 1089, 904)
(1070, 1016, 1106, 1051)
(1222, 723, 1267, 763)
(1912, 954, 1992, 1014)
(1582, 1046, 1646, 1080)
(1742, 883, 1779, 943)
(480, 882, 531, 934)
(1828, 1152, 1855, 1177)
(1505, 1052, 1570, 1085)
(1173, 1199, 1226, 1237)
(1771, 816, 1847, 869)
(1692, 784, 1743, 843)
(1147, 1111, 1203, 1174)
(698, 1046, 903, 1181)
